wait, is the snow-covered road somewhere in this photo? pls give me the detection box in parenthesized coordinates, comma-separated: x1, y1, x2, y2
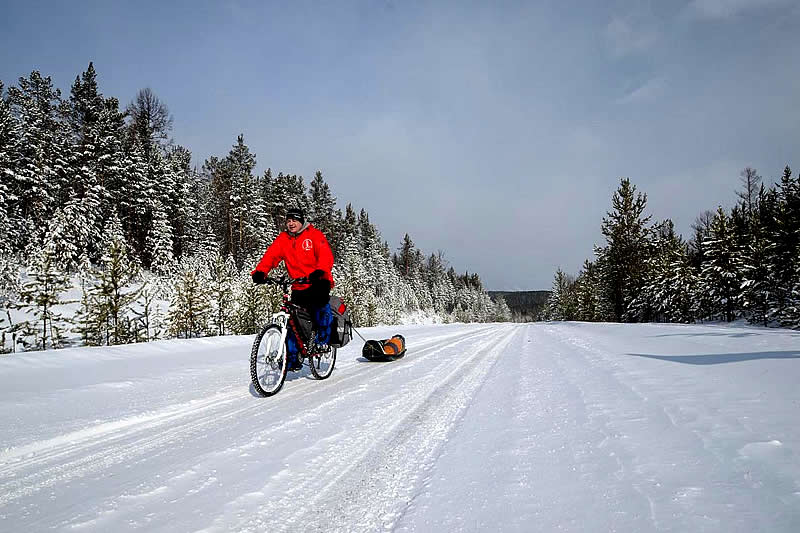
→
(1, 322, 799, 532)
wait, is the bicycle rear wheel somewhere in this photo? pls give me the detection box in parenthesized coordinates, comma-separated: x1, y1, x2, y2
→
(308, 345, 336, 380)
(250, 324, 287, 396)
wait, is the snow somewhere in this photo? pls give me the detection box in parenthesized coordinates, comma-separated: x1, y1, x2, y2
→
(1, 321, 799, 531)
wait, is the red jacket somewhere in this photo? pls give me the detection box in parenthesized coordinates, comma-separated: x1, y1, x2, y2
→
(253, 223, 335, 290)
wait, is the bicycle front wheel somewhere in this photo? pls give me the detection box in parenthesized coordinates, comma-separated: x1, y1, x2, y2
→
(250, 325, 288, 396)
(309, 345, 336, 380)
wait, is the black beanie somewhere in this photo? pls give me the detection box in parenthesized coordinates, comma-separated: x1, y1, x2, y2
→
(286, 206, 305, 224)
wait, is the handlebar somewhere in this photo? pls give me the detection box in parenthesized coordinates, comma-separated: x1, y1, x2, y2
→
(261, 275, 309, 289)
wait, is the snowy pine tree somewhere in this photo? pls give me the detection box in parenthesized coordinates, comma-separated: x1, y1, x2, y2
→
(205, 135, 267, 263)
(333, 204, 358, 259)
(0, 174, 17, 299)
(14, 241, 71, 350)
(69, 62, 104, 141)
(770, 166, 800, 326)
(6, 71, 66, 247)
(784, 265, 800, 329)
(630, 221, 697, 323)
(248, 172, 275, 259)
(73, 256, 103, 346)
(264, 172, 308, 230)
(395, 233, 420, 280)
(66, 62, 113, 262)
(374, 247, 406, 325)
(0, 80, 24, 255)
(333, 234, 371, 327)
(574, 259, 600, 321)
(119, 139, 151, 256)
(185, 174, 222, 259)
(699, 207, 743, 322)
(494, 296, 512, 322)
(164, 146, 194, 259)
(546, 268, 576, 321)
(208, 253, 237, 336)
(596, 178, 653, 322)
(146, 201, 175, 275)
(233, 267, 275, 335)
(309, 170, 336, 237)
(226, 135, 258, 262)
(168, 267, 211, 338)
(739, 186, 776, 326)
(84, 216, 141, 345)
(131, 277, 166, 342)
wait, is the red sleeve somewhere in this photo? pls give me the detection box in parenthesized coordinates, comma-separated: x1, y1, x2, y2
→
(252, 233, 286, 274)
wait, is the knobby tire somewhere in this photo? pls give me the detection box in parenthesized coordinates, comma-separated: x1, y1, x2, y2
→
(250, 324, 288, 396)
(308, 344, 336, 380)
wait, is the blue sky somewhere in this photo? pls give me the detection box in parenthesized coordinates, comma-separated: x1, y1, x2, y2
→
(2, 0, 799, 290)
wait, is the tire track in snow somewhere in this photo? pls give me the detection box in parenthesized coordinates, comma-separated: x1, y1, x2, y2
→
(48, 326, 505, 532)
(0, 325, 491, 470)
(0, 325, 498, 509)
(210, 324, 521, 533)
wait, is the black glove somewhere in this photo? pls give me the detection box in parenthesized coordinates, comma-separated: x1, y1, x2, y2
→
(251, 270, 266, 284)
(309, 269, 326, 283)
(308, 270, 331, 308)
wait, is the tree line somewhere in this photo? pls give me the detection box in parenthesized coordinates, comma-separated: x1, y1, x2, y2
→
(0, 63, 511, 352)
(545, 170, 800, 329)
(487, 291, 550, 321)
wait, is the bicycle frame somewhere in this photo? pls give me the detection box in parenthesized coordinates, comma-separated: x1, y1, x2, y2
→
(265, 277, 316, 358)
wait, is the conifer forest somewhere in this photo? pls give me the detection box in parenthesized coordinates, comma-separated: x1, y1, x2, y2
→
(0, 64, 511, 352)
(2, 63, 798, 353)
(545, 174, 800, 329)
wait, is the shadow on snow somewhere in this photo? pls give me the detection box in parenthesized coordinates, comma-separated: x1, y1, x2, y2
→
(650, 331, 761, 339)
(628, 350, 800, 365)
(649, 329, 800, 339)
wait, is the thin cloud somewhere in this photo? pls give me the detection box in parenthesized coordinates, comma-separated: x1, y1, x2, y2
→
(604, 15, 659, 57)
(688, 0, 790, 19)
(616, 76, 667, 105)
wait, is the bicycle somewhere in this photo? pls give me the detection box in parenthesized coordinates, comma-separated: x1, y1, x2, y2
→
(249, 275, 337, 396)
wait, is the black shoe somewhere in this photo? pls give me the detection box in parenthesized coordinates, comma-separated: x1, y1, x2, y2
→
(288, 359, 303, 371)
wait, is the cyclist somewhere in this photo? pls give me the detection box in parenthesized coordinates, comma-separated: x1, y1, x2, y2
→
(251, 206, 335, 371)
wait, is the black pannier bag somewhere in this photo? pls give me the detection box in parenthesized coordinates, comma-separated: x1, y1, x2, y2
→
(292, 307, 314, 342)
(328, 295, 353, 347)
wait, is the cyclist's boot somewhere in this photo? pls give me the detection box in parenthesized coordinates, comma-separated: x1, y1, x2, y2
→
(287, 354, 303, 371)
